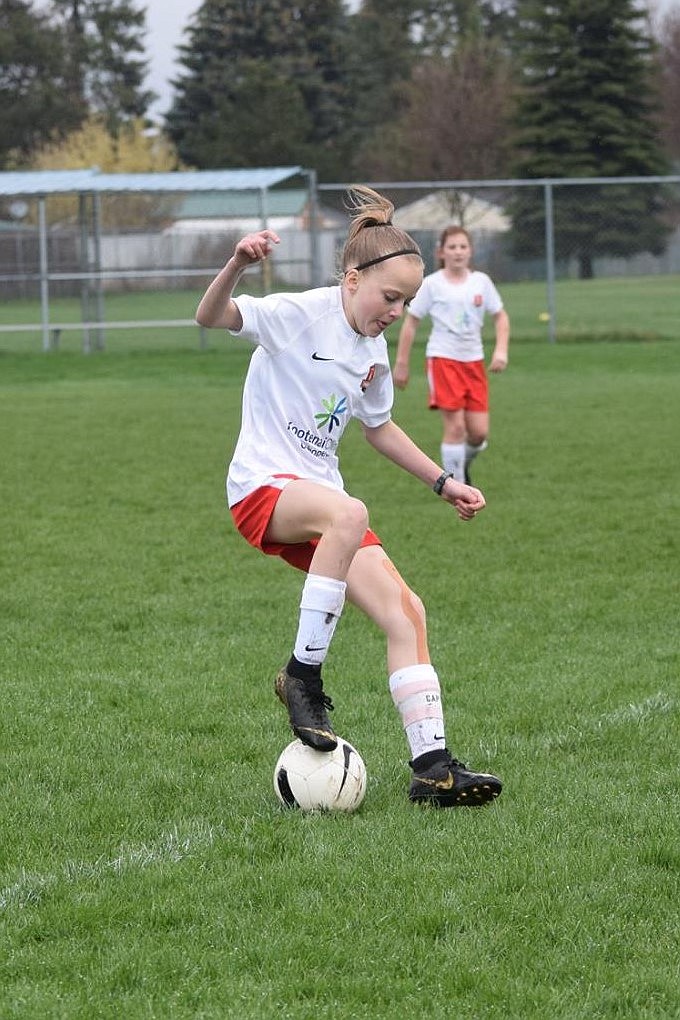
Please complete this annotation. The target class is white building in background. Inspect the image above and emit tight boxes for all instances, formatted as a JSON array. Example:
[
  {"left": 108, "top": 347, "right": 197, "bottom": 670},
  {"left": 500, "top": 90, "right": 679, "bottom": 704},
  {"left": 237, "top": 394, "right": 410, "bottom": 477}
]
[
  {"left": 392, "top": 191, "right": 511, "bottom": 234},
  {"left": 161, "top": 188, "right": 347, "bottom": 285}
]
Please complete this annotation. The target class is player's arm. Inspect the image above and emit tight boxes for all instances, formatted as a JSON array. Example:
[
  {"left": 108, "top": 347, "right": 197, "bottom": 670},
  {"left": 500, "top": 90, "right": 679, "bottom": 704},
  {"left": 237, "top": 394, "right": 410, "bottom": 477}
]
[
  {"left": 392, "top": 313, "right": 420, "bottom": 389},
  {"left": 196, "top": 230, "right": 280, "bottom": 330},
  {"left": 489, "top": 308, "right": 510, "bottom": 373},
  {"left": 362, "top": 419, "right": 484, "bottom": 521}
]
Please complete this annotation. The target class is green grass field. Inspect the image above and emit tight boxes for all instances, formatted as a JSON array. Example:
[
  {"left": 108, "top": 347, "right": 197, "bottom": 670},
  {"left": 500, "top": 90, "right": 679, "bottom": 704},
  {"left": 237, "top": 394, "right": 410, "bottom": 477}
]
[{"left": 1, "top": 305, "right": 679, "bottom": 1016}]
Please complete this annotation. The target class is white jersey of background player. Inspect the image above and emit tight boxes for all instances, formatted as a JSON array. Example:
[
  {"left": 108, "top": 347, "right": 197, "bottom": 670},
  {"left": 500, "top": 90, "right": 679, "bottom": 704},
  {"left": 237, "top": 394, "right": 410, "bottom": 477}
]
[{"left": 409, "top": 266, "right": 504, "bottom": 362}]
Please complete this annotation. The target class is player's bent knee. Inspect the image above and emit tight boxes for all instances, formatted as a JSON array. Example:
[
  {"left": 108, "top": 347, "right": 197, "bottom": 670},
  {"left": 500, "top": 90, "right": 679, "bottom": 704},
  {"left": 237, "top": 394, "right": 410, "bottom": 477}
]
[
  {"left": 386, "top": 586, "right": 426, "bottom": 632},
  {"left": 335, "top": 496, "right": 369, "bottom": 539},
  {"left": 405, "top": 588, "right": 426, "bottom": 627}
]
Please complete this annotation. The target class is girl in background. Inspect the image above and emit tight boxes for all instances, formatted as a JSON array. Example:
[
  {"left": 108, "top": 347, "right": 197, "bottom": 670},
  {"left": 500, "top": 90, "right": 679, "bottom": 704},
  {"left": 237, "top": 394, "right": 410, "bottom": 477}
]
[{"left": 393, "top": 226, "right": 510, "bottom": 484}]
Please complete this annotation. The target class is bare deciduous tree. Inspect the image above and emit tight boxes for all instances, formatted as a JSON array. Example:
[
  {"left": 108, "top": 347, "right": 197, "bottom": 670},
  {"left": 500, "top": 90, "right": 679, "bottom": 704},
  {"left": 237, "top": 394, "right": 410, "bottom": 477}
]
[
  {"left": 359, "top": 39, "right": 515, "bottom": 184},
  {"left": 658, "top": 8, "right": 680, "bottom": 166}
]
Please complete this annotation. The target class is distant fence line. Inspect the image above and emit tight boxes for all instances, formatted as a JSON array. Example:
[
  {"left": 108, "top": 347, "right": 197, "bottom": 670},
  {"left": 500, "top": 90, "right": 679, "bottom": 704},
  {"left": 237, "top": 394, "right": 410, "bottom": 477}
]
[{"left": 1, "top": 174, "right": 679, "bottom": 350}]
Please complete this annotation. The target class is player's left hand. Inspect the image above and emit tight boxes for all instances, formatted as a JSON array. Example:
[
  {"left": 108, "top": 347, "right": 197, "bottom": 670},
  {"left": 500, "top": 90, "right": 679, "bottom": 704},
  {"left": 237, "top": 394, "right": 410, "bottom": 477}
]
[
  {"left": 489, "top": 353, "right": 508, "bottom": 373},
  {"left": 441, "top": 478, "right": 485, "bottom": 521}
]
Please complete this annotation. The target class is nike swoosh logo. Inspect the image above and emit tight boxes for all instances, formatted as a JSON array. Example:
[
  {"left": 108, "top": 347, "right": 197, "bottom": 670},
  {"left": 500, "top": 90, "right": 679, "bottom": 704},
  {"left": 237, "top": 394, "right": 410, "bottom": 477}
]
[
  {"left": 420, "top": 773, "right": 455, "bottom": 791},
  {"left": 312, "top": 353, "right": 334, "bottom": 361},
  {"left": 304, "top": 644, "right": 326, "bottom": 652}
]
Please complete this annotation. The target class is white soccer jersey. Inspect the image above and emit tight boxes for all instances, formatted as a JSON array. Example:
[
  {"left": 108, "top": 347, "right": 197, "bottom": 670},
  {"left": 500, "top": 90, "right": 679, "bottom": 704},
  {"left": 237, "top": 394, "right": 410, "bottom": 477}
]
[
  {"left": 226, "top": 286, "right": 393, "bottom": 507},
  {"left": 408, "top": 269, "right": 504, "bottom": 362}
]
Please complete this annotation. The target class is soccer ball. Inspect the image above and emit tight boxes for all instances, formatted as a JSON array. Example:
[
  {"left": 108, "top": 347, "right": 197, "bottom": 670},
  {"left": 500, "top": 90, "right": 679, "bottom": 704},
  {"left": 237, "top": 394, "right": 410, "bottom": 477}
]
[{"left": 273, "top": 737, "right": 367, "bottom": 812}]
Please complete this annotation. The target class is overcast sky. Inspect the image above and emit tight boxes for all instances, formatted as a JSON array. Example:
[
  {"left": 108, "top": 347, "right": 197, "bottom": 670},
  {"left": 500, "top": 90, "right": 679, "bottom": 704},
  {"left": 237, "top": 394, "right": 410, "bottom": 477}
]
[
  {"left": 144, "top": 0, "right": 202, "bottom": 119},
  {"left": 142, "top": 0, "right": 680, "bottom": 121}
]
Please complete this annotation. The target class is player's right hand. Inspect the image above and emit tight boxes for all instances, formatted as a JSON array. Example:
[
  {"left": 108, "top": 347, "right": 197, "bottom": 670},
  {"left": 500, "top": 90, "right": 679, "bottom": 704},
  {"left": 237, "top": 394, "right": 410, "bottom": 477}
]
[{"left": 234, "top": 230, "right": 280, "bottom": 265}]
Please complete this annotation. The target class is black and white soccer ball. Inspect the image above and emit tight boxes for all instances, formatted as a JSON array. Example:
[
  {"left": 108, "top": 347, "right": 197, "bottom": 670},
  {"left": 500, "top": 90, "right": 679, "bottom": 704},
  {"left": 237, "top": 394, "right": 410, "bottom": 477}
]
[{"left": 273, "top": 737, "right": 367, "bottom": 812}]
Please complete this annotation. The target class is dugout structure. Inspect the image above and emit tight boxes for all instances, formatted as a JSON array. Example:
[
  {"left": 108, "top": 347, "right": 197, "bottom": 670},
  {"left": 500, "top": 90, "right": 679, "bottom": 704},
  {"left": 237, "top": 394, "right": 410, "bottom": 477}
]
[{"left": 0, "top": 165, "right": 319, "bottom": 352}]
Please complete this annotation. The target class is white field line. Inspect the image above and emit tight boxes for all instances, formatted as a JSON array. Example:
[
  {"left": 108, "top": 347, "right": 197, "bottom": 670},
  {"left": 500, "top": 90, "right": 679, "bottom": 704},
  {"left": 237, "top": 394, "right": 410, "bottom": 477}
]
[
  {"left": 2, "top": 694, "right": 674, "bottom": 912},
  {"left": 541, "top": 690, "right": 675, "bottom": 752},
  {"left": 477, "top": 690, "right": 675, "bottom": 760},
  {"left": 1, "top": 819, "right": 218, "bottom": 913}
]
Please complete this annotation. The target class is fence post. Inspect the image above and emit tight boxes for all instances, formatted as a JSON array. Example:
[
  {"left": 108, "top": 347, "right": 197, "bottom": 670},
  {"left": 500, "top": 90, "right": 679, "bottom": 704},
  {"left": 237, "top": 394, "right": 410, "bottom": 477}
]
[
  {"left": 544, "top": 181, "right": 557, "bottom": 343},
  {"left": 38, "top": 196, "right": 50, "bottom": 353},
  {"left": 307, "top": 168, "right": 321, "bottom": 288},
  {"left": 259, "top": 186, "right": 272, "bottom": 294},
  {"left": 79, "top": 194, "right": 92, "bottom": 354},
  {"left": 92, "top": 191, "right": 105, "bottom": 350}
]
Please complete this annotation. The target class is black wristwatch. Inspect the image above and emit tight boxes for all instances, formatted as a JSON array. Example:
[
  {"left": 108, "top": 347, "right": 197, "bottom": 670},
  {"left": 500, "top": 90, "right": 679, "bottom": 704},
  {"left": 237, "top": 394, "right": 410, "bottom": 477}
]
[{"left": 432, "top": 471, "right": 454, "bottom": 496}]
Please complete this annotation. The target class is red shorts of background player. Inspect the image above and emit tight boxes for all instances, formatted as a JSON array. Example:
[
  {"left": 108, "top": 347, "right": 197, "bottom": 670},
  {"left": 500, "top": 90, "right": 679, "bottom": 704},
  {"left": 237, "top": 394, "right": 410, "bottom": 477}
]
[
  {"left": 230, "top": 475, "right": 382, "bottom": 573},
  {"left": 426, "top": 357, "right": 488, "bottom": 413}
]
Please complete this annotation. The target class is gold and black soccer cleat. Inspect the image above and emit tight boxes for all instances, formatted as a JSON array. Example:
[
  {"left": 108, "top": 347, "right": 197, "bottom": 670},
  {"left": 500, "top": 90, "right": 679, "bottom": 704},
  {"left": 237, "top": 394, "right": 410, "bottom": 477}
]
[
  {"left": 274, "top": 668, "right": 338, "bottom": 752},
  {"left": 409, "top": 749, "right": 502, "bottom": 807}
]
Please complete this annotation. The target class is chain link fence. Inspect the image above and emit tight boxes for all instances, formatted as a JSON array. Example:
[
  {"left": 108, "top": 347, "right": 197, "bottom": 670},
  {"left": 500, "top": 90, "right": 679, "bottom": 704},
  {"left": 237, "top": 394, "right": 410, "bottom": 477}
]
[
  {"left": 1, "top": 176, "right": 678, "bottom": 350},
  {"left": 319, "top": 178, "right": 680, "bottom": 343}
]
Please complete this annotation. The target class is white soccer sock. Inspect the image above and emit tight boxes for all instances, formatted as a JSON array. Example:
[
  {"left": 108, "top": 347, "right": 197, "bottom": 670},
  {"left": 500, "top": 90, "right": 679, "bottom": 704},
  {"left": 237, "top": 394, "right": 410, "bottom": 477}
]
[
  {"left": 389, "top": 664, "right": 446, "bottom": 759},
  {"left": 293, "top": 574, "right": 346, "bottom": 667},
  {"left": 441, "top": 442, "right": 466, "bottom": 483},
  {"left": 465, "top": 439, "right": 488, "bottom": 467}
]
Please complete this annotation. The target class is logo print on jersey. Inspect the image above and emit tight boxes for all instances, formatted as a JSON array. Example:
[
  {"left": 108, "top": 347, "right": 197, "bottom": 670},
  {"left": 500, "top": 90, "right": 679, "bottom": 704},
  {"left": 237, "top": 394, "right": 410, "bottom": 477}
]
[
  {"left": 451, "top": 307, "right": 471, "bottom": 330},
  {"left": 314, "top": 394, "right": 347, "bottom": 434},
  {"left": 360, "top": 364, "right": 376, "bottom": 393}
]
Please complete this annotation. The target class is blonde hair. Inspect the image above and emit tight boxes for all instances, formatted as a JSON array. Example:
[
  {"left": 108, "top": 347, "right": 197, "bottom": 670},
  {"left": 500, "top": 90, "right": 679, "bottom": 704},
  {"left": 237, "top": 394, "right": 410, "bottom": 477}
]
[{"left": 341, "top": 185, "right": 422, "bottom": 274}]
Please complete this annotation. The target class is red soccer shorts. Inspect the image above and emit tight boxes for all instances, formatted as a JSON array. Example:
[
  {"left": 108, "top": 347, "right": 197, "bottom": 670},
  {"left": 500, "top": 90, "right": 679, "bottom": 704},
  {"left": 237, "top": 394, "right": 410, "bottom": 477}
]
[
  {"left": 426, "top": 357, "right": 488, "bottom": 413},
  {"left": 230, "top": 476, "right": 382, "bottom": 573}
]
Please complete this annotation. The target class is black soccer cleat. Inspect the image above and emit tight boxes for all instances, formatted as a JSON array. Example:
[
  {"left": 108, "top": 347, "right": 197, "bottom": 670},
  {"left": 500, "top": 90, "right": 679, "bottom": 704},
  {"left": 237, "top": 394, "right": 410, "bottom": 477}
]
[
  {"left": 274, "top": 668, "right": 338, "bottom": 752},
  {"left": 409, "top": 748, "right": 502, "bottom": 807}
]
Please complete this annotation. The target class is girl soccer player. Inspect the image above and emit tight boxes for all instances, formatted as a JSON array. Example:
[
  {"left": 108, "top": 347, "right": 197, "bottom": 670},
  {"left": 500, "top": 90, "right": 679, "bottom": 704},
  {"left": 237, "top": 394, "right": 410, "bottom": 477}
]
[
  {"left": 196, "top": 187, "right": 501, "bottom": 808},
  {"left": 393, "top": 225, "right": 510, "bottom": 485}
]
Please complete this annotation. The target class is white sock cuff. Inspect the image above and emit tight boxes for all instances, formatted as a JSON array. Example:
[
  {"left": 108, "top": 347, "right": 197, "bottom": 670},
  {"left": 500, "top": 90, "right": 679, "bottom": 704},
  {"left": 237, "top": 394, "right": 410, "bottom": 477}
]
[
  {"left": 300, "top": 573, "right": 347, "bottom": 616},
  {"left": 440, "top": 443, "right": 466, "bottom": 480},
  {"left": 441, "top": 442, "right": 465, "bottom": 456},
  {"left": 465, "top": 439, "right": 488, "bottom": 457},
  {"left": 389, "top": 663, "right": 439, "bottom": 696}
]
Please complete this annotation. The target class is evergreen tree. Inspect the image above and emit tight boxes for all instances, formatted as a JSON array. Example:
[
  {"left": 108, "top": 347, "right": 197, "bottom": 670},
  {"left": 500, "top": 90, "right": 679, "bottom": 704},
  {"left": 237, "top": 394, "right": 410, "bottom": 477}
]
[
  {"left": 0, "top": 0, "right": 81, "bottom": 167},
  {"left": 296, "top": 0, "right": 356, "bottom": 179},
  {"left": 165, "top": 0, "right": 353, "bottom": 179},
  {"left": 48, "top": 0, "right": 153, "bottom": 134},
  {"left": 511, "top": 0, "right": 670, "bottom": 278},
  {"left": 416, "top": 0, "right": 516, "bottom": 55},
  {"left": 346, "top": 0, "right": 417, "bottom": 177}
]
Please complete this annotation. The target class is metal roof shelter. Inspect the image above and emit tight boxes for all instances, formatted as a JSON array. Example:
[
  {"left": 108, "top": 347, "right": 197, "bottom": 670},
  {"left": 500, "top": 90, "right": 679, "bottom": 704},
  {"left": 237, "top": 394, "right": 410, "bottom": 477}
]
[
  {"left": 0, "top": 166, "right": 312, "bottom": 351},
  {"left": 0, "top": 166, "right": 303, "bottom": 196},
  {"left": 0, "top": 169, "right": 102, "bottom": 196}
]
